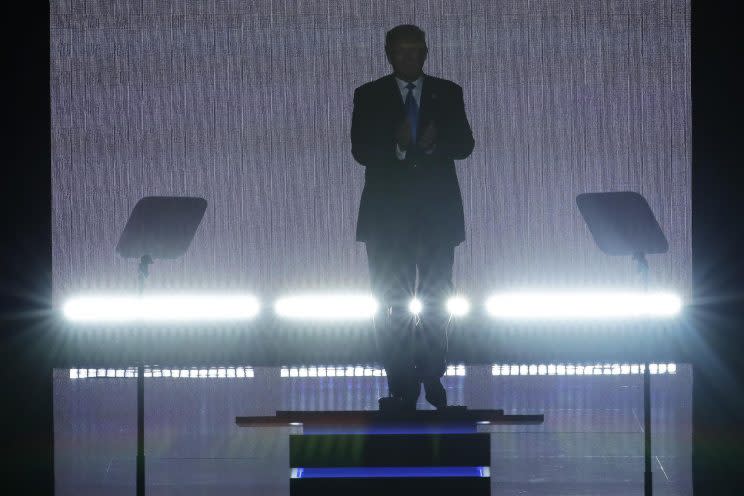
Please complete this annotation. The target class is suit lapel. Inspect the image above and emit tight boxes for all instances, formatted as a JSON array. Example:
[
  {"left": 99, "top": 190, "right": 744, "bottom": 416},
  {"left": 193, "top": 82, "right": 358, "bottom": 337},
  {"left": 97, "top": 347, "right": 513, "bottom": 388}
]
[
  {"left": 418, "top": 74, "right": 435, "bottom": 127},
  {"left": 385, "top": 74, "right": 405, "bottom": 118}
]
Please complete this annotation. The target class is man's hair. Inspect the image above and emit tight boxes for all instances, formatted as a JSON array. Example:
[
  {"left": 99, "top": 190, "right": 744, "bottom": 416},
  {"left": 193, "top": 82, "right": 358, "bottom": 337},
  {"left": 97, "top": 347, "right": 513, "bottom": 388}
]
[{"left": 385, "top": 24, "right": 426, "bottom": 52}]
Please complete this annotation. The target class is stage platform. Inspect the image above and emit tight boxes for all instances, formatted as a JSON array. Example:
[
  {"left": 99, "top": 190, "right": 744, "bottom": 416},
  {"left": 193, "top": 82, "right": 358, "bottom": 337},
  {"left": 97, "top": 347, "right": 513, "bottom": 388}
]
[
  {"left": 52, "top": 364, "right": 692, "bottom": 496},
  {"left": 235, "top": 408, "right": 544, "bottom": 495}
]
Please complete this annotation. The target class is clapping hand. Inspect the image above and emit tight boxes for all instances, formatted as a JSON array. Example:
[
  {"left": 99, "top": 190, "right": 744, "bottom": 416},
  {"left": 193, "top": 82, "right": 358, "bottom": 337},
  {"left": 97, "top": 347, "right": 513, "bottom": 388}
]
[
  {"left": 395, "top": 119, "right": 413, "bottom": 150},
  {"left": 417, "top": 121, "right": 437, "bottom": 152}
]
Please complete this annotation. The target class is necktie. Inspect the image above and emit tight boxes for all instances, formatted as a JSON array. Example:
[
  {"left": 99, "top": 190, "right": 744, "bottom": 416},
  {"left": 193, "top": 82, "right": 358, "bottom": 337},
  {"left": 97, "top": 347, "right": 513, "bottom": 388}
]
[{"left": 404, "top": 82, "right": 419, "bottom": 145}]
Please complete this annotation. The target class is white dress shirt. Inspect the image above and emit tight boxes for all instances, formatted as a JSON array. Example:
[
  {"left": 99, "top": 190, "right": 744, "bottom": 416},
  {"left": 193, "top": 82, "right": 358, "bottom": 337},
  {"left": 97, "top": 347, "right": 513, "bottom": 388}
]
[{"left": 394, "top": 75, "right": 434, "bottom": 160}]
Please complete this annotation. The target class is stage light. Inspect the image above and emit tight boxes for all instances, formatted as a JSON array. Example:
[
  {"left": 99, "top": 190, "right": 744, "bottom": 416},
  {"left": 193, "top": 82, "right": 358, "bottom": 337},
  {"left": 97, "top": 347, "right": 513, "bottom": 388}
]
[
  {"left": 273, "top": 293, "right": 378, "bottom": 320},
  {"left": 278, "top": 365, "right": 392, "bottom": 379},
  {"left": 62, "top": 294, "right": 260, "bottom": 322},
  {"left": 68, "top": 366, "right": 253, "bottom": 379},
  {"left": 490, "top": 363, "right": 677, "bottom": 376},
  {"left": 446, "top": 296, "right": 470, "bottom": 316},
  {"left": 484, "top": 291, "right": 682, "bottom": 319},
  {"left": 409, "top": 297, "right": 422, "bottom": 315}
]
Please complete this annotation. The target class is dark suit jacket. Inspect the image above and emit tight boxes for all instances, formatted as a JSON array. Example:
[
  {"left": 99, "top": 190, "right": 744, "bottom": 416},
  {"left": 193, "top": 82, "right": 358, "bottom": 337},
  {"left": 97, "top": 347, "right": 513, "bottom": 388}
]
[{"left": 351, "top": 73, "right": 474, "bottom": 246}]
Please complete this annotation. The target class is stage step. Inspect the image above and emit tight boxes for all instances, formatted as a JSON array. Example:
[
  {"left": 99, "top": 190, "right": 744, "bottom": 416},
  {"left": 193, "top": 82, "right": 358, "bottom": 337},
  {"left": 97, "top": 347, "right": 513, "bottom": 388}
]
[
  {"left": 236, "top": 408, "right": 543, "bottom": 495},
  {"left": 291, "top": 433, "right": 489, "bottom": 467},
  {"left": 290, "top": 474, "right": 490, "bottom": 496}
]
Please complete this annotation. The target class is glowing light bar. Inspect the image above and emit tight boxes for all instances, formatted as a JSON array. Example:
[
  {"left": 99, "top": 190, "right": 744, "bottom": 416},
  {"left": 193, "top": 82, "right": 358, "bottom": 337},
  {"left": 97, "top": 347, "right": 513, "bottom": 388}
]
[
  {"left": 62, "top": 294, "right": 260, "bottom": 322},
  {"left": 446, "top": 296, "right": 470, "bottom": 316},
  {"left": 485, "top": 291, "right": 682, "bottom": 319},
  {"left": 281, "top": 365, "right": 386, "bottom": 378},
  {"left": 274, "top": 293, "right": 378, "bottom": 320},
  {"left": 291, "top": 466, "right": 490, "bottom": 478},
  {"left": 408, "top": 297, "right": 423, "bottom": 315},
  {"left": 491, "top": 363, "right": 677, "bottom": 376},
  {"left": 69, "top": 366, "right": 255, "bottom": 379},
  {"left": 445, "top": 364, "right": 467, "bottom": 377},
  {"left": 279, "top": 364, "right": 466, "bottom": 378}
]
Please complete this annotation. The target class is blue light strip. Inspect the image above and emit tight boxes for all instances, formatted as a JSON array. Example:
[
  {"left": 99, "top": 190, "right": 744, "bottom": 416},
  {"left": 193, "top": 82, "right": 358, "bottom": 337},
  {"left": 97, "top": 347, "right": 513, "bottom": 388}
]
[
  {"left": 291, "top": 466, "right": 490, "bottom": 478},
  {"left": 300, "top": 424, "right": 479, "bottom": 435}
]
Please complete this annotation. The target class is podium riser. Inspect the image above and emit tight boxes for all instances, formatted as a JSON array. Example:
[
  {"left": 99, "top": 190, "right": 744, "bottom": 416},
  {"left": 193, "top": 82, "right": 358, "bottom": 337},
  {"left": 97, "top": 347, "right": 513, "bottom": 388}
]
[
  {"left": 290, "top": 433, "right": 490, "bottom": 467},
  {"left": 290, "top": 476, "right": 490, "bottom": 495}
]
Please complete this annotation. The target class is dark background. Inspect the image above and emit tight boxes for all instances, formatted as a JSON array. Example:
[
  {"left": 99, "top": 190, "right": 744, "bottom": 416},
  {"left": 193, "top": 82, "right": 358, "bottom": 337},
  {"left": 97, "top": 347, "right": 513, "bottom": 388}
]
[{"left": 3, "top": 1, "right": 741, "bottom": 495}]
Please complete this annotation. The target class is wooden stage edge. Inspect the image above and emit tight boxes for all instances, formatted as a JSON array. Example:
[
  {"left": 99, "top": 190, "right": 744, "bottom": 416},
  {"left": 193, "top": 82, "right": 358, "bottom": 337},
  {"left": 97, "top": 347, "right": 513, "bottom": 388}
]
[{"left": 236, "top": 408, "right": 544, "bottom": 427}]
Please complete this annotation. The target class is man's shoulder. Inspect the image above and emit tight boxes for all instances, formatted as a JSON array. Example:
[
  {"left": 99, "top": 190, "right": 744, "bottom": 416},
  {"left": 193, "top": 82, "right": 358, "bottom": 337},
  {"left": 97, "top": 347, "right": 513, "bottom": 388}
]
[
  {"left": 425, "top": 75, "right": 462, "bottom": 93},
  {"left": 354, "top": 74, "right": 461, "bottom": 94},
  {"left": 354, "top": 75, "right": 393, "bottom": 95}
]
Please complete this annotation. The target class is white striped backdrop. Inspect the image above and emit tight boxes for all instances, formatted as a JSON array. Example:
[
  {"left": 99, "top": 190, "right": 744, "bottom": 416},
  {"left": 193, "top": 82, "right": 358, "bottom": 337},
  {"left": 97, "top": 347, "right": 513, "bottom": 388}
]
[{"left": 50, "top": 1, "right": 691, "bottom": 302}]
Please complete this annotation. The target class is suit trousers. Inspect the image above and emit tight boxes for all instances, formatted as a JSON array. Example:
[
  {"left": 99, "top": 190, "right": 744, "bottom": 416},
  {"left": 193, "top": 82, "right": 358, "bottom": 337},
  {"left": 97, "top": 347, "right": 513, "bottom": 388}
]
[{"left": 365, "top": 228, "right": 455, "bottom": 403}]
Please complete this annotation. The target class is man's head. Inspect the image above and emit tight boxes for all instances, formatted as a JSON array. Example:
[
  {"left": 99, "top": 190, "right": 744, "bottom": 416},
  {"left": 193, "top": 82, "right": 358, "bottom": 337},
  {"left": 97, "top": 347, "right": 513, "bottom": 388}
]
[{"left": 385, "top": 24, "right": 428, "bottom": 81}]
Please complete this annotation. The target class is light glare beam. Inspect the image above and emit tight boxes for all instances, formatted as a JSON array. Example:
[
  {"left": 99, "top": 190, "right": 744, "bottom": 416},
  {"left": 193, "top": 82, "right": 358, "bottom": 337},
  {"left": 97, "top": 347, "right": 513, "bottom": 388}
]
[
  {"left": 408, "top": 298, "right": 423, "bottom": 315},
  {"left": 62, "top": 294, "right": 261, "bottom": 322},
  {"left": 485, "top": 291, "right": 682, "bottom": 319},
  {"left": 446, "top": 296, "right": 471, "bottom": 316}
]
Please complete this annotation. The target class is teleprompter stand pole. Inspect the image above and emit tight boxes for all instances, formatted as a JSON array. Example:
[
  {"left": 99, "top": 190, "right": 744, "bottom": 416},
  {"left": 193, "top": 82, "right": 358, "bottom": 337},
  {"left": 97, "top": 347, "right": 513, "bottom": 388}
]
[
  {"left": 577, "top": 192, "right": 669, "bottom": 496},
  {"left": 116, "top": 196, "right": 208, "bottom": 496},
  {"left": 137, "top": 362, "right": 145, "bottom": 496},
  {"left": 631, "top": 250, "right": 654, "bottom": 494},
  {"left": 136, "top": 255, "right": 149, "bottom": 496},
  {"left": 644, "top": 363, "right": 652, "bottom": 495}
]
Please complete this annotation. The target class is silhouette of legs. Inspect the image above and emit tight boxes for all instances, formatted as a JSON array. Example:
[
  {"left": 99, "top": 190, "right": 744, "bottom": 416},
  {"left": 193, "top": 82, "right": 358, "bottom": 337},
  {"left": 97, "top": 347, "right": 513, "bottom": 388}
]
[
  {"left": 415, "top": 240, "right": 455, "bottom": 409},
  {"left": 366, "top": 237, "right": 419, "bottom": 407},
  {"left": 366, "top": 232, "right": 456, "bottom": 409}
]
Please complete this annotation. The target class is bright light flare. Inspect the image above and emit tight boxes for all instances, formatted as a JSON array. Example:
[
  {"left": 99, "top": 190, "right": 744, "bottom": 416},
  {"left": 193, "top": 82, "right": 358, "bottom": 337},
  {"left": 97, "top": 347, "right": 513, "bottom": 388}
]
[
  {"left": 62, "top": 294, "right": 261, "bottom": 322},
  {"left": 485, "top": 291, "right": 682, "bottom": 319},
  {"left": 408, "top": 297, "right": 422, "bottom": 315},
  {"left": 446, "top": 296, "right": 470, "bottom": 316},
  {"left": 274, "top": 293, "right": 378, "bottom": 320}
]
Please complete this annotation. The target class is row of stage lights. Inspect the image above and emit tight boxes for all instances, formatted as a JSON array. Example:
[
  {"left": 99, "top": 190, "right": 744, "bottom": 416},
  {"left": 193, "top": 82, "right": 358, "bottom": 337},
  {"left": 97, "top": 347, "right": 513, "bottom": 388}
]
[
  {"left": 62, "top": 291, "right": 683, "bottom": 322},
  {"left": 68, "top": 363, "right": 677, "bottom": 380}
]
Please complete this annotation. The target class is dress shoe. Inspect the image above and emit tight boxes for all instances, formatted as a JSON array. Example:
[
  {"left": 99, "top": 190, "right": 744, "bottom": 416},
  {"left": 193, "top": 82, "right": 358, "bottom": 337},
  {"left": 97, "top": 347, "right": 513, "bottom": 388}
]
[
  {"left": 423, "top": 378, "right": 447, "bottom": 410},
  {"left": 378, "top": 396, "right": 416, "bottom": 412}
]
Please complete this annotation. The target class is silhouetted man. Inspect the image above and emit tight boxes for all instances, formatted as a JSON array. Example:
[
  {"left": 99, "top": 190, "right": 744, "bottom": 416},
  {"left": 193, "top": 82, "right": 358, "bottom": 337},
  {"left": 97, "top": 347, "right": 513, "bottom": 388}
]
[{"left": 351, "top": 25, "right": 474, "bottom": 410}]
